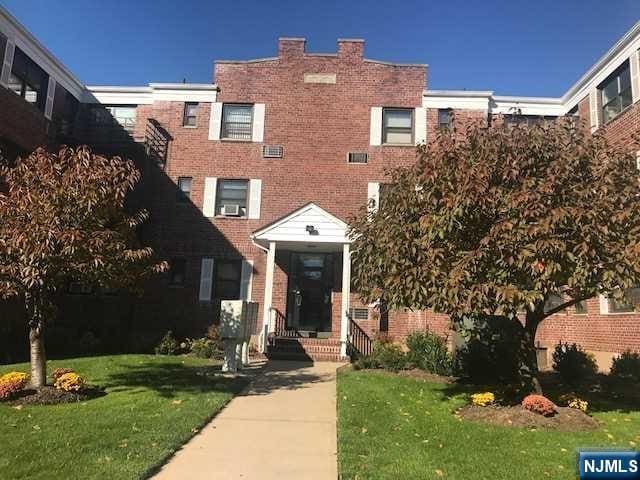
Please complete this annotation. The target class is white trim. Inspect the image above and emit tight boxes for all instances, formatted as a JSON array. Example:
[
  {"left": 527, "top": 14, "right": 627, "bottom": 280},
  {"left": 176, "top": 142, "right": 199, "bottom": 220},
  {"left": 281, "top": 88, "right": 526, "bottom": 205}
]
[
  {"left": 252, "top": 103, "right": 265, "bottom": 142},
  {"left": 262, "top": 241, "right": 276, "bottom": 351},
  {"left": 0, "top": 6, "right": 85, "bottom": 99},
  {"left": 367, "top": 182, "right": 380, "bottom": 213},
  {"left": 599, "top": 294, "right": 609, "bottom": 314},
  {"left": 239, "top": 259, "right": 254, "bottom": 301},
  {"left": 251, "top": 202, "right": 350, "bottom": 248},
  {"left": 209, "top": 102, "right": 222, "bottom": 141},
  {"left": 203, "top": 177, "right": 217, "bottom": 217},
  {"left": 423, "top": 90, "right": 491, "bottom": 111},
  {"left": 589, "top": 89, "right": 600, "bottom": 132},
  {"left": 85, "top": 84, "right": 218, "bottom": 105},
  {"left": 630, "top": 50, "right": 640, "bottom": 103},
  {"left": 340, "top": 243, "right": 351, "bottom": 358},
  {"left": 198, "top": 258, "right": 215, "bottom": 302},
  {"left": 370, "top": 107, "right": 382, "bottom": 146},
  {"left": 0, "top": 38, "right": 14, "bottom": 87},
  {"left": 248, "top": 179, "right": 262, "bottom": 219},
  {"left": 414, "top": 106, "right": 426, "bottom": 145},
  {"left": 44, "top": 76, "right": 56, "bottom": 119},
  {"left": 491, "top": 96, "right": 566, "bottom": 116}
]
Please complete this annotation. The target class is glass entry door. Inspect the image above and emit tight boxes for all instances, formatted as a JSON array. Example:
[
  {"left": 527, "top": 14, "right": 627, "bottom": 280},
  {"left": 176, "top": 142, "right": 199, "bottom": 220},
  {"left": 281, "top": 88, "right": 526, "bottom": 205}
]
[{"left": 287, "top": 253, "right": 334, "bottom": 332}]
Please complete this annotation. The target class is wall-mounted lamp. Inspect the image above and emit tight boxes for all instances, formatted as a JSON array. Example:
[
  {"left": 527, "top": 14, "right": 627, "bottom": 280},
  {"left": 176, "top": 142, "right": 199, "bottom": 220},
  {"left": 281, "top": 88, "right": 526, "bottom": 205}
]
[{"left": 306, "top": 225, "right": 319, "bottom": 235}]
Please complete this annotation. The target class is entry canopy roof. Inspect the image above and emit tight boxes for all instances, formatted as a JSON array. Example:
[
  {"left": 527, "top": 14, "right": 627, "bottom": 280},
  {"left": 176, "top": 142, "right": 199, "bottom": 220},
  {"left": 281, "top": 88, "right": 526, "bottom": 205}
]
[{"left": 250, "top": 203, "right": 351, "bottom": 251}]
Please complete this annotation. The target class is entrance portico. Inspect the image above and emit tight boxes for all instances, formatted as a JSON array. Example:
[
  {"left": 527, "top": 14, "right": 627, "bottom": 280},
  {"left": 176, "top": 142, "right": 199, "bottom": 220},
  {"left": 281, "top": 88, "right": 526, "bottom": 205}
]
[{"left": 250, "top": 203, "right": 352, "bottom": 357}]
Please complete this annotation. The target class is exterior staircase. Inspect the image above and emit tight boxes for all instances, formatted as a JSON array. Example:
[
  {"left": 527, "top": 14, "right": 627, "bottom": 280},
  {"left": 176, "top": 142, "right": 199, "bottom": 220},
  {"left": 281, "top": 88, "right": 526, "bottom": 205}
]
[{"left": 266, "top": 337, "right": 343, "bottom": 362}]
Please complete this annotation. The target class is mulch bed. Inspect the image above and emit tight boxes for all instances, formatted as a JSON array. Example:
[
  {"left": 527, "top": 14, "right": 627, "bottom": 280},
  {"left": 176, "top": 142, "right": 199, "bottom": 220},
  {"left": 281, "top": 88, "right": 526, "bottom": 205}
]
[
  {"left": 5, "top": 386, "right": 106, "bottom": 406},
  {"left": 397, "top": 369, "right": 454, "bottom": 384},
  {"left": 457, "top": 404, "right": 600, "bottom": 431}
]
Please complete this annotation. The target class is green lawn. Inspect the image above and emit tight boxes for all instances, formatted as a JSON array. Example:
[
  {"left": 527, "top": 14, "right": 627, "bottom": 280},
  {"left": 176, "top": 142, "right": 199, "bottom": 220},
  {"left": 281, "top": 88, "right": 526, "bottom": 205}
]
[
  {"left": 0, "top": 355, "right": 247, "bottom": 480},
  {"left": 338, "top": 370, "right": 640, "bottom": 480}
]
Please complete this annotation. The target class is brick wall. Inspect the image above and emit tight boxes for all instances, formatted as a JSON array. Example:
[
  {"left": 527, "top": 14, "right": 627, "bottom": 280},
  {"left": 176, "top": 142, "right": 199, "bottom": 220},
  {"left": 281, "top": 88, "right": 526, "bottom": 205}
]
[{"left": 0, "top": 86, "right": 49, "bottom": 158}]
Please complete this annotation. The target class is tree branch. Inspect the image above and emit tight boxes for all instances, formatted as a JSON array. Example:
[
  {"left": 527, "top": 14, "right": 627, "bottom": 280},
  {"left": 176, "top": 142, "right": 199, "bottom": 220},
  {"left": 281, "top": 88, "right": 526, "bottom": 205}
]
[{"left": 544, "top": 295, "right": 592, "bottom": 318}]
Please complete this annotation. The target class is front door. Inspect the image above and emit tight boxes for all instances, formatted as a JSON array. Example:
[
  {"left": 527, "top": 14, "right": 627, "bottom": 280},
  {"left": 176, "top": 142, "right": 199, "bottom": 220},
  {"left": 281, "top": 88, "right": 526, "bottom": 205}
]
[{"left": 287, "top": 253, "right": 333, "bottom": 333}]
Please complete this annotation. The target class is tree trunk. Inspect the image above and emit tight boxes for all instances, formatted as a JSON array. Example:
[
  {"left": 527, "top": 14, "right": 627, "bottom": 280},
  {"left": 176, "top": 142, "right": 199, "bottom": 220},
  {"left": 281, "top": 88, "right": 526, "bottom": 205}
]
[
  {"left": 29, "top": 325, "right": 46, "bottom": 388},
  {"left": 523, "top": 310, "right": 543, "bottom": 394},
  {"left": 25, "top": 292, "right": 47, "bottom": 388}
]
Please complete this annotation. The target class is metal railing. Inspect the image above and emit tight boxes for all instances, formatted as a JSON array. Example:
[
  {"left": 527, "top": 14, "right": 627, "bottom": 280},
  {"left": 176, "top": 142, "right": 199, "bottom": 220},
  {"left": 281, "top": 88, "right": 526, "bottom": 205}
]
[
  {"left": 145, "top": 118, "right": 172, "bottom": 167},
  {"left": 346, "top": 312, "right": 373, "bottom": 360},
  {"left": 270, "top": 307, "right": 300, "bottom": 339}
]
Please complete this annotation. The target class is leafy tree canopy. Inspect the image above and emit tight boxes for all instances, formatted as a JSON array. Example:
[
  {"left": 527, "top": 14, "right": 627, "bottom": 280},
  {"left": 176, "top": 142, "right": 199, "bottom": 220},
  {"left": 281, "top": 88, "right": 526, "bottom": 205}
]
[
  {"left": 0, "top": 146, "right": 166, "bottom": 386},
  {"left": 351, "top": 120, "right": 640, "bottom": 328}
]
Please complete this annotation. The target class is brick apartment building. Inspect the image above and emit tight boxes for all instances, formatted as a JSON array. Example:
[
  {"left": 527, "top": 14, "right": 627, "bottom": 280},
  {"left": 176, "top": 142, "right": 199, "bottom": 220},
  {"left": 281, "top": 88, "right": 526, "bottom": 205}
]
[{"left": 0, "top": 5, "right": 639, "bottom": 367}]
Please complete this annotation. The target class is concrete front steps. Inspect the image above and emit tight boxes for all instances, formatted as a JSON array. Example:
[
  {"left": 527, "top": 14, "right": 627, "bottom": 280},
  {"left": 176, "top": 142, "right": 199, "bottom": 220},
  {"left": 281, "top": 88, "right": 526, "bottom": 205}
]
[{"left": 266, "top": 337, "right": 343, "bottom": 362}]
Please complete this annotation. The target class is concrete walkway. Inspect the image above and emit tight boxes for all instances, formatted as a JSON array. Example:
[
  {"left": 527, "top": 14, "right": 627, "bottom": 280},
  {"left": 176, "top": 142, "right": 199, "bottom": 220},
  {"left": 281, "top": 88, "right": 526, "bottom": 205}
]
[{"left": 153, "top": 361, "right": 342, "bottom": 480}]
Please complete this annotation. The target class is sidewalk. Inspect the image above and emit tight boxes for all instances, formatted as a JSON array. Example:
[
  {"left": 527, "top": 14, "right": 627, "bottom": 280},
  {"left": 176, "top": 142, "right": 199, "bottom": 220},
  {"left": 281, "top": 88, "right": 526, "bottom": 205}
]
[{"left": 152, "top": 360, "right": 342, "bottom": 480}]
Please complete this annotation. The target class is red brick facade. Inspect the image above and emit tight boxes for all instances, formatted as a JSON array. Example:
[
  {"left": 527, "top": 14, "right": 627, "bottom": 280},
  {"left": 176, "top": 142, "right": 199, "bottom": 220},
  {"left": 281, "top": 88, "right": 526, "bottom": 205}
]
[{"left": 1, "top": 15, "right": 640, "bottom": 365}]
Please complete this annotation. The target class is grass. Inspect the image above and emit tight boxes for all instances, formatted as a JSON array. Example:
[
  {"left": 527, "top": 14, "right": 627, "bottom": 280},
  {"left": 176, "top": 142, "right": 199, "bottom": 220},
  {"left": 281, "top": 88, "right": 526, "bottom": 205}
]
[
  {"left": 338, "top": 370, "right": 640, "bottom": 480},
  {"left": 0, "top": 354, "right": 248, "bottom": 480}
]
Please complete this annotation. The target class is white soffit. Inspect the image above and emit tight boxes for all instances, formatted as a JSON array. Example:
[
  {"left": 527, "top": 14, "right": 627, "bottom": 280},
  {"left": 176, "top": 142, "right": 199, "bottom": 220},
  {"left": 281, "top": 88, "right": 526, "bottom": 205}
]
[
  {"left": 491, "top": 96, "right": 567, "bottom": 116},
  {"left": 84, "top": 83, "right": 218, "bottom": 105},
  {"left": 423, "top": 90, "right": 492, "bottom": 110}
]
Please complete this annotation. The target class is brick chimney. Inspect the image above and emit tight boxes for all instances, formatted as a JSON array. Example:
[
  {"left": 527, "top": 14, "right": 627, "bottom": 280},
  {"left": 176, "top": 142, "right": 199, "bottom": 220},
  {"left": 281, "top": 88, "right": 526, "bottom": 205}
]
[
  {"left": 278, "top": 37, "right": 306, "bottom": 59},
  {"left": 337, "top": 38, "right": 364, "bottom": 60}
]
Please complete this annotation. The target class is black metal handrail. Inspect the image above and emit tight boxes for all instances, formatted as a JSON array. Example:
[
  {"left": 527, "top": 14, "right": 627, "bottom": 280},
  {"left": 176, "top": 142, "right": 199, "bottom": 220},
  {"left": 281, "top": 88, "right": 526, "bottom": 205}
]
[
  {"left": 347, "top": 312, "right": 373, "bottom": 359},
  {"left": 270, "top": 307, "right": 301, "bottom": 338}
]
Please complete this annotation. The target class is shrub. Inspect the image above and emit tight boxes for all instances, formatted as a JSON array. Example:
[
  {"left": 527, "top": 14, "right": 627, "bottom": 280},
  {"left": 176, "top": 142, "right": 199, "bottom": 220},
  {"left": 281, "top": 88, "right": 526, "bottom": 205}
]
[
  {"left": 206, "top": 324, "right": 223, "bottom": 348},
  {"left": 54, "top": 372, "right": 85, "bottom": 392},
  {"left": 372, "top": 339, "right": 407, "bottom": 372},
  {"left": 610, "top": 350, "right": 640, "bottom": 382},
  {"left": 190, "top": 337, "right": 220, "bottom": 359},
  {"left": 0, "top": 372, "right": 28, "bottom": 400},
  {"left": 471, "top": 392, "right": 495, "bottom": 406},
  {"left": 406, "top": 331, "right": 452, "bottom": 375},
  {"left": 454, "top": 314, "right": 531, "bottom": 388},
  {"left": 567, "top": 397, "right": 589, "bottom": 412},
  {"left": 521, "top": 394, "right": 557, "bottom": 417},
  {"left": 552, "top": 342, "right": 598, "bottom": 385},
  {"left": 155, "top": 331, "right": 179, "bottom": 355},
  {"left": 51, "top": 368, "right": 74, "bottom": 381}
]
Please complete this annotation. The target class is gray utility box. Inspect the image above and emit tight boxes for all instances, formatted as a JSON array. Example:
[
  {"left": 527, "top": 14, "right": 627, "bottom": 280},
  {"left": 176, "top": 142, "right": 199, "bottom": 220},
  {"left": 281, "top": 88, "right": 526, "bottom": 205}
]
[{"left": 220, "top": 300, "right": 258, "bottom": 372}]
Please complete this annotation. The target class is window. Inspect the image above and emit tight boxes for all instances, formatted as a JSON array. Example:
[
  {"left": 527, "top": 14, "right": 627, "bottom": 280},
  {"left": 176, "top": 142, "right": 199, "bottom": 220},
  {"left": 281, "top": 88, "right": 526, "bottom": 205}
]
[
  {"left": 349, "top": 308, "right": 369, "bottom": 320},
  {"left": 601, "top": 63, "right": 632, "bottom": 123},
  {"left": 177, "top": 177, "right": 192, "bottom": 203},
  {"left": 215, "top": 179, "right": 248, "bottom": 216},
  {"left": 609, "top": 297, "right": 635, "bottom": 313},
  {"left": 108, "top": 106, "right": 136, "bottom": 132},
  {"left": 438, "top": 108, "right": 452, "bottom": 130},
  {"left": 544, "top": 294, "right": 566, "bottom": 314},
  {"left": 382, "top": 108, "right": 413, "bottom": 144},
  {"left": 169, "top": 258, "right": 186, "bottom": 286},
  {"left": 221, "top": 104, "right": 253, "bottom": 140},
  {"left": 183, "top": 102, "right": 198, "bottom": 126},
  {"left": 574, "top": 301, "right": 588, "bottom": 315},
  {"left": 215, "top": 260, "right": 242, "bottom": 299},
  {"left": 90, "top": 106, "right": 136, "bottom": 132},
  {"left": 8, "top": 47, "right": 49, "bottom": 112}
]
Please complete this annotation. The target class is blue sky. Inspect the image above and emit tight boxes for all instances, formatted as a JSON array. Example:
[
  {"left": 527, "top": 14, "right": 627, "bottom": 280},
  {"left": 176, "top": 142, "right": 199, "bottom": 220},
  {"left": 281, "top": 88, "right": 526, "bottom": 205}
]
[{"left": 3, "top": 0, "right": 640, "bottom": 96}]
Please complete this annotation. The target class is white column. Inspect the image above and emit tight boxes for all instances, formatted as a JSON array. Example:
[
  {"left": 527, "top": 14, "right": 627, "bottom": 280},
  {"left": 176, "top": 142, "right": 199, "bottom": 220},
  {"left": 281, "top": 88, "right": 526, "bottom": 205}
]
[
  {"left": 261, "top": 241, "right": 276, "bottom": 352},
  {"left": 340, "top": 243, "right": 351, "bottom": 358}
]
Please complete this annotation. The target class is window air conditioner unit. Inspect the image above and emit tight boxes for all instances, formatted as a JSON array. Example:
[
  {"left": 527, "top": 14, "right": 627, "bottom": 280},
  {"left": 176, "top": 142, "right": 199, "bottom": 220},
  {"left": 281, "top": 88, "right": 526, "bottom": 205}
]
[{"left": 221, "top": 204, "right": 241, "bottom": 216}]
